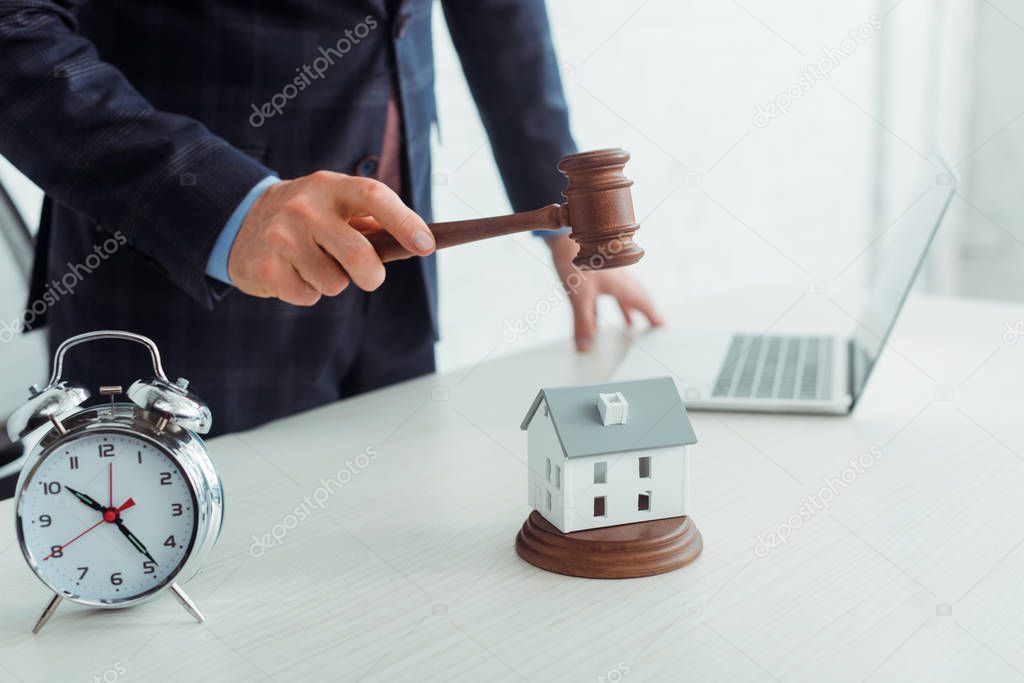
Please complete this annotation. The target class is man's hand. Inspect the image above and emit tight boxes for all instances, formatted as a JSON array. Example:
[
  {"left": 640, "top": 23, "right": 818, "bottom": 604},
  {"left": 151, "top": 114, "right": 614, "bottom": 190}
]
[
  {"left": 228, "top": 171, "right": 436, "bottom": 305},
  {"left": 547, "top": 233, "right": 663, "bottom": 351}
]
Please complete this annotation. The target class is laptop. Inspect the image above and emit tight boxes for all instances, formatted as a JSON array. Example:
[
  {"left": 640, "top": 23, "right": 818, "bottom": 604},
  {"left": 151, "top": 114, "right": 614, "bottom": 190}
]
[{"left": 612, "top": 164, "right": 955, "bottom": 414}]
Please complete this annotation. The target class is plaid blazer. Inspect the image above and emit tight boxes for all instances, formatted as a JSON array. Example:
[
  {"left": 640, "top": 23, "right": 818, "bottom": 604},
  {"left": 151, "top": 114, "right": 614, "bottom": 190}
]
[{"left": 0, "top": 0, "right": 575, "bottom": 433}]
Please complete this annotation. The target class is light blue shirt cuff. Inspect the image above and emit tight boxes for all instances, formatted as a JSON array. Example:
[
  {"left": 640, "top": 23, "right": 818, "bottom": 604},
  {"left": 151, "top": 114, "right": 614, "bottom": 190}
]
[
  {"left": 206, "top": 175, "right": 281, "bottom": 285},
  {"left": 533, "top": 227, "right": 571, "bottom": 239}
]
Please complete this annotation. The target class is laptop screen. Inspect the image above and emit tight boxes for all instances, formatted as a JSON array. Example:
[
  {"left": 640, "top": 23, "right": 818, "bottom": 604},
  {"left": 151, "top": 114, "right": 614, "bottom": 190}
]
[{"left": 848, "top": 167, "right": 955, "bottom": 406}]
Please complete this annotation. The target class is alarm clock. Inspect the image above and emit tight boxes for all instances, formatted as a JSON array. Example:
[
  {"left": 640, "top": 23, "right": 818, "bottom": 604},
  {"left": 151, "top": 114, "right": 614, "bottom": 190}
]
[{"left": 8, "top": 330, "right": 224, "bottom": 634}]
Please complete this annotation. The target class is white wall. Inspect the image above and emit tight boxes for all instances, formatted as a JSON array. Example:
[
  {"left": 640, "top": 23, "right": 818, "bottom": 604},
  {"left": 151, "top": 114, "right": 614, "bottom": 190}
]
[
  {"left": 873, "top": 0, "right": 1024, "bottom": 301},
  {"left": 935, "top": 0, "right": 1024, "bottom": 299},
  {"left": 431, "top": 0, "right": 881, "bottom": 370}
]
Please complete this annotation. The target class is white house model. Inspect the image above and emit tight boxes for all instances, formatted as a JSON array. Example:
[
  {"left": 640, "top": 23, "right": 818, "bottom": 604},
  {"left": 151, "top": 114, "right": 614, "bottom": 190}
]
[{"left": 520, "top": 377, "right": 697, "bottom": 534}]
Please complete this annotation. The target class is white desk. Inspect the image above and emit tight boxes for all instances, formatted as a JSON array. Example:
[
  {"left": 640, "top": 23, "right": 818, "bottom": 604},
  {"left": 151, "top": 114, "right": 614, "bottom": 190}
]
[{"left": 1, "top": 289, "right": 1023, "bottom": 683}]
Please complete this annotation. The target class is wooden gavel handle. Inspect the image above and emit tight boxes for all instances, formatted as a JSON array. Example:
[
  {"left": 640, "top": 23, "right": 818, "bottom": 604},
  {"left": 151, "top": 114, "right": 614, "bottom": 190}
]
[{"left": 360, "top": 203, "right": 570, "bottom": 263}]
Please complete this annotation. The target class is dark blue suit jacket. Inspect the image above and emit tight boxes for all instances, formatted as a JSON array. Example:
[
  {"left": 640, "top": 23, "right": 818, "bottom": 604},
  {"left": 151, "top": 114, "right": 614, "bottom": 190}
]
[{"left": 0, "top": 0, "right": 575, "bottom": 433}]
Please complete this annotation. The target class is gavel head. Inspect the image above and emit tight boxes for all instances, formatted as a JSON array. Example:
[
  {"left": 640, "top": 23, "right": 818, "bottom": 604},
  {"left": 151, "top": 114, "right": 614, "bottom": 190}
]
[{"left": 558, "top": 148, "right": 644, "bottom": 270}]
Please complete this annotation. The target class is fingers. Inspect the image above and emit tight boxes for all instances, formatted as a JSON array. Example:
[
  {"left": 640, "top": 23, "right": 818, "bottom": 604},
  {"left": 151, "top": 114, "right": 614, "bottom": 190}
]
[
  {"left": 291, "top": 245, "right": 351, "bottom": 297},
  {"left": 634, "top": 296, "right": 665, "bottom": 327},
  {"left": 605, "top": 276, "right": 664, "bottom": 328},
  {"left": 260, "top": 204, "right": 380, "bottom": 293},
  {"left": 230, "top": 171, "right": 435, "bottom": 306},
  {"left": 565, "top": 272, "right": 664, "bottom": 352},
  {"left": 334, "top": 175, "right": 435, "bottom": 256},
  {"left": 571, "top": 291, "right": 598, "bottom": 352},
  {"left": 261, "top": 216, "right": 353, "bottom": 296},
  {"left": 248, "top": 254, "right": 321, "bottom": 306},
  {"left": 618, "top": 300, "right": 634, "bottom": 327},
  {"left": 314, "top": 223, "right": 386, "bottom": 291},
  {"left": 617, "top": 290, "right": 664, "bottom": 327},
  {"left": 347, "top": 216, "right": 381, "bottom": 233},
  {"left": 282, "top": 267, "right": 323, "bottom": 307},
  {"left": 624, "top": 285, "right": 665, "bottom": 327}
]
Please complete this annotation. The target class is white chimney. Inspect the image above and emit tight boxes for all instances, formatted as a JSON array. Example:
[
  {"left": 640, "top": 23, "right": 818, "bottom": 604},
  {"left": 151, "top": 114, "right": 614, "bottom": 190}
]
[{"left": 598, "top": 392, "right": 629, "bottom": 426}]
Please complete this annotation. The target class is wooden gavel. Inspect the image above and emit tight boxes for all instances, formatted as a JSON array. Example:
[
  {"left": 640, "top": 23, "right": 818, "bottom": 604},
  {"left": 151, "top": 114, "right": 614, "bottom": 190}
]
[{"left": 363, "top": 148, "right": 644, "bottom": 270}]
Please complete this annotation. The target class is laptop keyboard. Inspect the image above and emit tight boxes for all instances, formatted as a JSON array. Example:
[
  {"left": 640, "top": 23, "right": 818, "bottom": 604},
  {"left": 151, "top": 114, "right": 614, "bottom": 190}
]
[{"left": 712, "top": 335, "right": 835, "bottom": 401}]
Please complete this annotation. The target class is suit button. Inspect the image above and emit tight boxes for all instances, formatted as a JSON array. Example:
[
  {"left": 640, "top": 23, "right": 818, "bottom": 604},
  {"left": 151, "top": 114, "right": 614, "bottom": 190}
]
[
  {"left": 354, "top": 155, "right": 380, "bottom": 177},
  {"left": 393, "top": 13, "right": 410, "bottom": 39}
]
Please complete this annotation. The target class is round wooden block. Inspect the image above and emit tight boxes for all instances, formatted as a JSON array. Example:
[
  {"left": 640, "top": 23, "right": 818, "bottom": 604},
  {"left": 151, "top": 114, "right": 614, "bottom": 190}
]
[{"left": 515, "top": 511, "right": 703, "bottom": 579}]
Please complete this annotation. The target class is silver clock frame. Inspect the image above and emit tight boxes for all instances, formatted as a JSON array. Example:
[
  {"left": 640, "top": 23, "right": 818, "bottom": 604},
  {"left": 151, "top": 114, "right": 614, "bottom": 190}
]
[
  {"left": 8, "top": 330, "right": 224, "bottom": 634},
  {"left": 16, "top": 405, "right": 224, "bottom": 601}
]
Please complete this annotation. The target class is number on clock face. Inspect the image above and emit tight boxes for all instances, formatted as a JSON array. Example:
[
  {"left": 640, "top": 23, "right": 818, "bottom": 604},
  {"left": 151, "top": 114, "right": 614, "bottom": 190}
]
[{"left": 18, "top": 432, "right": 197, "bottom": 603}]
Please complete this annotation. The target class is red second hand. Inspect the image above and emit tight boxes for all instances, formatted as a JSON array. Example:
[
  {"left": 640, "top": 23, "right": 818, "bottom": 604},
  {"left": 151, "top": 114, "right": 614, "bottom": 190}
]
[
  {"left": 43, "top": 519, "right": 104, "bottom": 561},
  {"left": 45, "top": 471, "right": 138, "bottom": 559}
]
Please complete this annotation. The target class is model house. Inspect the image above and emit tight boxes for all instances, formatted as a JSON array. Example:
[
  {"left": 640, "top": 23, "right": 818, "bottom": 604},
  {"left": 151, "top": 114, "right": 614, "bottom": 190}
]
[{"left": 520, "top": 377, "right": 697, "bottom": 534}]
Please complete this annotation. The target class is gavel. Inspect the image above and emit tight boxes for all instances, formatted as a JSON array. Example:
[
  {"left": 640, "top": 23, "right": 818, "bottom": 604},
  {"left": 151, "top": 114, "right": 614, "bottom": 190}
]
[{"left": 362, "top": 148, "right": 644, "bottom": 270}]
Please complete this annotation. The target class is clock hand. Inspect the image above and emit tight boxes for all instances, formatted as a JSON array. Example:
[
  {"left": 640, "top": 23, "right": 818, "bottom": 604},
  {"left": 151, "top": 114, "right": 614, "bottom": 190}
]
[
  {"left": 42, "top": 518, "right": 105, "bottom": 560},
  {"left": 43, "top": 496, "right": 142, "bottom": 562},
  {"left": 64, "top": 486, "right": 104, "bottom": 513},
  {"left": 114, "top": 519, "right": 158, "bottom": 565},
  {"left": 101, "top": 497, "right": 135, "bottom": 523},
  {"left": 109, "top": 497, "right": 153, "bottom": 563}
]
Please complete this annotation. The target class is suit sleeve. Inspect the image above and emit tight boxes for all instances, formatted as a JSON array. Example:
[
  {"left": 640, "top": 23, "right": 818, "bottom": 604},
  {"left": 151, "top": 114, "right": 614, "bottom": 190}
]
[
  {"left": 441, "top": 0, "right": 577, "bottom": 215},
  {"left": 0, "top": 1, "right": 275, "bottom": 308}
]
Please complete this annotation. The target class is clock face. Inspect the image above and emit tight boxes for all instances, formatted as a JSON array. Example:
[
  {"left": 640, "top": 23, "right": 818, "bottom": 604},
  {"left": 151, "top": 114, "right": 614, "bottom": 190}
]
[{"left": 18, "top": 431, "right": 198, "bottom": 604}]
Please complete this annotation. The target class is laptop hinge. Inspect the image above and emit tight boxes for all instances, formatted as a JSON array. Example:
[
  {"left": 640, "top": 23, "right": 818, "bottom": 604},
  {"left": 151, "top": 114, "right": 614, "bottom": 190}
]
[{"left": 846, "top": 338, "right": 857, "bottom": 409}]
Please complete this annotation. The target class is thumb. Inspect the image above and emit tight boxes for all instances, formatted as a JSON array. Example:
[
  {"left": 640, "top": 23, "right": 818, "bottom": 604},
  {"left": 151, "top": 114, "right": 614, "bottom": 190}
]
[{"left": 571, "top": 291, "right": 597, "bottom": 352}]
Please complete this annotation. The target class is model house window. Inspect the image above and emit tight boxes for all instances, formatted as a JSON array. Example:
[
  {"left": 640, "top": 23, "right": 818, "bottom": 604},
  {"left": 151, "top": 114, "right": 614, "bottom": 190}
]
[
  {"left": 638, "top": 491, "right": 651, "bottom": 511},
  {"left": 555, "top": 466, "right": 561, "bottom": 489},
  {"left": 594, "top": 461, "right": 607, "bottom": 484},
  {"left": 639, "top": 456, "right": 651, "bottom": 478},
  {"left": 545, "top": 458, "right": 551, "bottom": 482},
  {"left": 594, "top": 496, "right": 606, "bottom": 517},
  {"left": 546, "top": 490, "right": 552, "bottom": 511}
]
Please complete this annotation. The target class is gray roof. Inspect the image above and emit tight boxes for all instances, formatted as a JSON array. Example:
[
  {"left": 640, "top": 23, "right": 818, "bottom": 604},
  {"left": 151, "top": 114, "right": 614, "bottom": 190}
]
[{"left": 520, "top": 377, "right": 697, "bottom": 458}]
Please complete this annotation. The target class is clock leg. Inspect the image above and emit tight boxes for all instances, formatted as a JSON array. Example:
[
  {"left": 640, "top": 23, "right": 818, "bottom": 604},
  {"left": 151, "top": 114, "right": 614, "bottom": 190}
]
[
  {"left": 32, "top": 594, "right": 62, "bottom": 635},
  {"left": 169, "top": 582, "right": 205, "bottom": 624}
]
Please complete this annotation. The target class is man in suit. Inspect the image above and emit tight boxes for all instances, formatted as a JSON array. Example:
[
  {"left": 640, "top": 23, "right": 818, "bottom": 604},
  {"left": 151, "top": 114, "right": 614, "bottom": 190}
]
[{"left": 0, "top": 0, "right": 660, "bottom": 436}]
